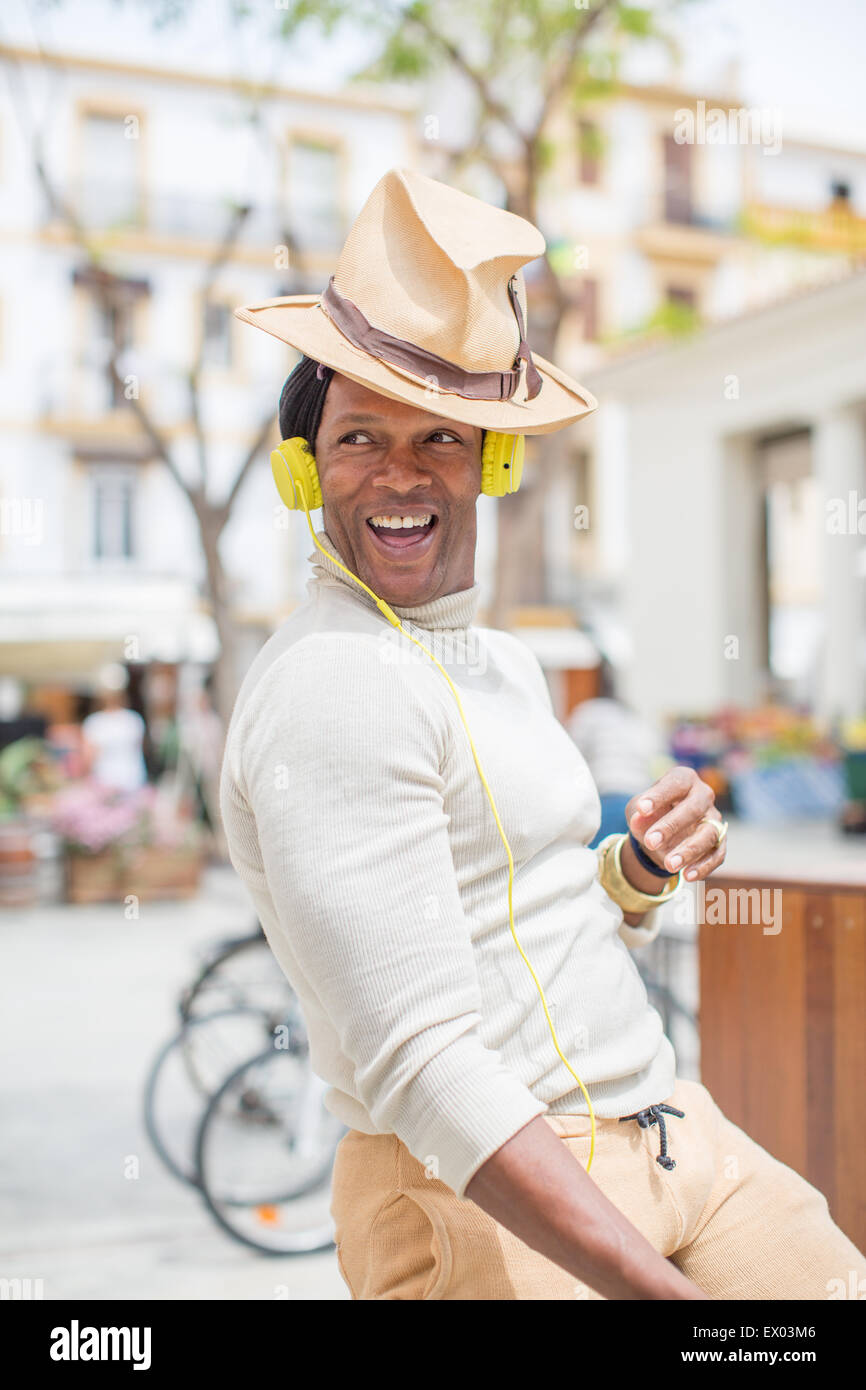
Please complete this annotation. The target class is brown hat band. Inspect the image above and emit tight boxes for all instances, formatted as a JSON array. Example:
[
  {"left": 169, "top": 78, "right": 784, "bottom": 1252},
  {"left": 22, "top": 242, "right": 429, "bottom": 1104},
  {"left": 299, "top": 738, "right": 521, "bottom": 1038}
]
[{"left": 319, "top": 275, "right": 543, "bottom": 403}]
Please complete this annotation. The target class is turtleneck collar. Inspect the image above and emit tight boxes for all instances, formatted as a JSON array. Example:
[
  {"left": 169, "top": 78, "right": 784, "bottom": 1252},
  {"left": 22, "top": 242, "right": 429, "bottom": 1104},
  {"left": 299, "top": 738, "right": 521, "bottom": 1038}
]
[{"left": 306, "top": 527, "right": 482, "bottom": 631}]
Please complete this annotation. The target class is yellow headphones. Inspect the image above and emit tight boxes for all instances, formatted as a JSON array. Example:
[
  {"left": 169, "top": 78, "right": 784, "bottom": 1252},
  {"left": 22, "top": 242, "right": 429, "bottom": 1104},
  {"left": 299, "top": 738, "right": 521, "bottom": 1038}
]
[
  {"left": 270, "top": 432, "right": 596, "bottom": 1172},
  {"left": 270, "top": 430, "right": 526, "bottom": 512}
]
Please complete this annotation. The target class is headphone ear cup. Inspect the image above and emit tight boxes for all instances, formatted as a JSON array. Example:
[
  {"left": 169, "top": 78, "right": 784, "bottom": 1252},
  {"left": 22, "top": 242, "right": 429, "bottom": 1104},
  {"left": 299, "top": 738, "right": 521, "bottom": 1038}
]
[
  {"left": 270, "top": 437, "right": 323, "bottom": 512},
  {"left": 481, "top": 432, "right": 525, "bottom": 497}
]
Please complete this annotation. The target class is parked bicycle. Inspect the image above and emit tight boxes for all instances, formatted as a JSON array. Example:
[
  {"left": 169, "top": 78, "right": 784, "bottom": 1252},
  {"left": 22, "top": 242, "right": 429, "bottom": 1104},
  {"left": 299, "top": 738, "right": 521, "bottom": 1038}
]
[{"left": 143, "top": 921, "right": 345, "bottom": 1255}]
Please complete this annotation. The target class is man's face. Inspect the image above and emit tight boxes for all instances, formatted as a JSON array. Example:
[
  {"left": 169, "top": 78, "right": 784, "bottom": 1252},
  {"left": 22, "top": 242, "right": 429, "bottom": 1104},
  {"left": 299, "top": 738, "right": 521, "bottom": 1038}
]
[{"left": 314, "top": 373, "right": 484, "bottom": 608}]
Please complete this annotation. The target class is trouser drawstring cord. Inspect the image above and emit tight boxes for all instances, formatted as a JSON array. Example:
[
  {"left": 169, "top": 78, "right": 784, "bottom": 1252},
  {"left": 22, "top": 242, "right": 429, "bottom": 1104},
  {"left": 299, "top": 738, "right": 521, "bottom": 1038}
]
[{"left": 619, "top": 1103, "right": 686, "bottom": 1170}]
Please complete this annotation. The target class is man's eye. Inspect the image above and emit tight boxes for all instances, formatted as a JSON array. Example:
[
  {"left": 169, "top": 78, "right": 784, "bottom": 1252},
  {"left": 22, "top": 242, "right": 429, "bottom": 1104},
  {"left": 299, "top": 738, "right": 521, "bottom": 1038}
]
[{"left": 338, "top": 430, "right": 462, "bottom": 445}]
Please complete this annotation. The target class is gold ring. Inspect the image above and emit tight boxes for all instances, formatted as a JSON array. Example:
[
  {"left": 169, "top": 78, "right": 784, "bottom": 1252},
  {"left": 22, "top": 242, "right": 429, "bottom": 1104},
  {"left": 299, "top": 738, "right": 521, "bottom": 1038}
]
[{"left": 700, "top": 815, "right": 728, "bottom": 848}]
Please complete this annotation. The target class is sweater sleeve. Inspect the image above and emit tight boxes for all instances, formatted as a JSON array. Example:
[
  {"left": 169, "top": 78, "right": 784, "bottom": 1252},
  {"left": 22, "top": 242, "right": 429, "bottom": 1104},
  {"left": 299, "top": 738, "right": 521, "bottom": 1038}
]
[
  {"left": 617, "top": 905, "right": 664, "bottom": 948},
  {"left": 236, "top": 633, "right": 549, "bottom": 1199},
  {"left": 616, "top": 877, "right": 700, "bottom": 948}
]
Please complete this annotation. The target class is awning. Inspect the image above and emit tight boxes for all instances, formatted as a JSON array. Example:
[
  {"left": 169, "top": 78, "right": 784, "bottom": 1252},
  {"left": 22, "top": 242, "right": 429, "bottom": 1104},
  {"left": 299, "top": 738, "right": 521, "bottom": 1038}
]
[
  {"left": 0, "top": 575, "right": 219, "bottom": 681},
  {"left": 508, "top": 626, "right": 600, "bottom": 670}
]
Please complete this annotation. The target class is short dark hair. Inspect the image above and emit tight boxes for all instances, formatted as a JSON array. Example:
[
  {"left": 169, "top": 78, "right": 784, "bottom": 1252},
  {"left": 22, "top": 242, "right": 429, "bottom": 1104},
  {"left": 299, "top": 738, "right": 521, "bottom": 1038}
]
[
  {"left": 277, "top": 355, "right": 487, "bottom": 456},
  {"left": 278, "top": 355, "right": 334, "bottom": 453}
]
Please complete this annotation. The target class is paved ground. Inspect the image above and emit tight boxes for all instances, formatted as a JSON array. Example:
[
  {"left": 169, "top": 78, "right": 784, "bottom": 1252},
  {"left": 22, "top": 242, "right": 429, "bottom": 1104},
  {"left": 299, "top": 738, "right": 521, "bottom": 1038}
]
[{"left": 0, "top": 865, "right": 349, "bottom": 1300}]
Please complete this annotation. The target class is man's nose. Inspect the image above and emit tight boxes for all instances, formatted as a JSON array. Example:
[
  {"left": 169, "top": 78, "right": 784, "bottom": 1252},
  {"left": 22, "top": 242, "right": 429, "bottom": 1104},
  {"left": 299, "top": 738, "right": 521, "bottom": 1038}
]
[{"left": 371, "top": 449, "right": 434, "bottom": 491}]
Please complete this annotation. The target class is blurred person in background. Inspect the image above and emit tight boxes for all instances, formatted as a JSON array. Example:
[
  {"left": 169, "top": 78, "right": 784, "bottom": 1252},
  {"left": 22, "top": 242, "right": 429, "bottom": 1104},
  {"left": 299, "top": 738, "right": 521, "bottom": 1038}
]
[
  {"left": 175, "top": 678, "right": 227, "bottom": 857},
  {"left": 567, "top": 657, "right": 667, "bottom": 849},
  {"left": 80, "top": 676, "right": 148, "bottom": 794},
  {"left": 177, "top": 681, "right": 224, "bottom": 831}
]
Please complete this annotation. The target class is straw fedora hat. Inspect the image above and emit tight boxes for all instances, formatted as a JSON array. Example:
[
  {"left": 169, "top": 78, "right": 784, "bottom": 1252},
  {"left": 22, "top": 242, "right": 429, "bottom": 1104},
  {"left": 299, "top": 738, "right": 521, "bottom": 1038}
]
[{"left": 233, "top": 167, "right": 597, "bottom": 436}]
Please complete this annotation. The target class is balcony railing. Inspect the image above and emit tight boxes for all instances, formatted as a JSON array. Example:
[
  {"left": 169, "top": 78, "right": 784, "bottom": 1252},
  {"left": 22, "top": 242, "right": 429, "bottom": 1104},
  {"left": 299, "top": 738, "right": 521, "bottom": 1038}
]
[
  {"left": 42, "top": 181, "right": 346, "bottom": 257},
  {"left": 741, "top": 200, "right": 866, "bottom": 255},
  {"left": 662, "top": 206, "right": 737, "bottom": 234}
]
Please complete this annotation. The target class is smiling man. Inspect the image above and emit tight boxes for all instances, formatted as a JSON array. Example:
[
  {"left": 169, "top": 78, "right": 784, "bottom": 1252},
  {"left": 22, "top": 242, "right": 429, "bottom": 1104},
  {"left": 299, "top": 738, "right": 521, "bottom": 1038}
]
[
  {"left": 312, "top": 376, "right": 480, "bottom": 610},
  {"left": 218, "top": 167, "right": 866, "bottom": 1301}
]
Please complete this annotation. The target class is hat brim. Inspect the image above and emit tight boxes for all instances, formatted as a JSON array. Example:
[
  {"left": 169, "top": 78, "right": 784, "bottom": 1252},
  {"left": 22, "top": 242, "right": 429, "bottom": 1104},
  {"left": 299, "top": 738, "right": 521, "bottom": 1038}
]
[{"left": 234, "top": 295, "right": 597, "bottom": 435}]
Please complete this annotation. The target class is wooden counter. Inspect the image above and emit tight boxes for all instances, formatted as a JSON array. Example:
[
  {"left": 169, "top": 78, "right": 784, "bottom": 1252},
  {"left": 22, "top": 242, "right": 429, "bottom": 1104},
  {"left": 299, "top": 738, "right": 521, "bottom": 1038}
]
[{"left": 699, "top": 820, "right": 865, "bottom": 1252}]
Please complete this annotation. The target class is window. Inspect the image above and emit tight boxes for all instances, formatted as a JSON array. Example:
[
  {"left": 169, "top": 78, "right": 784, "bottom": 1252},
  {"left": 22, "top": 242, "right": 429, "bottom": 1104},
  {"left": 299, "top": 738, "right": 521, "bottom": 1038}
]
[
  {"left": 88, "top": 465, "right": 137, "bottom": 563},
  {"left": 663, "top": 134, "right": 693, "bottom": 224},
  {"left": 288, "top": 139, "right": 342, "bottom": 252},
  {"left": 577, "top": 119, "right": 602, "bottom": 186},
  {"left": 665, "top": 285, "right": 696, "bottom": 309},
  {"left": 80, "top": 112, "right": 142, "bottom": 228},
  {"left": 202, "top": 302, "right": 232, "bottom": 368}
]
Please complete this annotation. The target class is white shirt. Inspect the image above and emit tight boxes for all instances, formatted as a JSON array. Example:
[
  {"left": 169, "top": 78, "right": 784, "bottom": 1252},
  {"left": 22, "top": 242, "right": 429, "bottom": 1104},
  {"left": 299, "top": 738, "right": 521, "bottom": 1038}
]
[
  {"left": 81, "top": 707, "right": 147, "bottom": 793},
  {"left": 218, "top": 529, "right": 677, "bottom": 1199}
]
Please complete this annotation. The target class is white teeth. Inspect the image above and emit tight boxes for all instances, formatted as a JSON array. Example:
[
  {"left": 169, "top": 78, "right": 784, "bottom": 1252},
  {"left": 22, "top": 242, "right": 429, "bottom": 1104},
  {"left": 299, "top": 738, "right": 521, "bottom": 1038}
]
[{"left": 369, "top": 514, "right": 432, "bottom": 529}]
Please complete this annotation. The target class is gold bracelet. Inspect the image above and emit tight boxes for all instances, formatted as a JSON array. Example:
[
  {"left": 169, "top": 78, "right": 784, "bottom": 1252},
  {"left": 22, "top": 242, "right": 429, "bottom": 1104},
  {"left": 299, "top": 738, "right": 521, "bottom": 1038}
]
[{"left": 596, "top": 833, "right": 683, "bottom": 914}]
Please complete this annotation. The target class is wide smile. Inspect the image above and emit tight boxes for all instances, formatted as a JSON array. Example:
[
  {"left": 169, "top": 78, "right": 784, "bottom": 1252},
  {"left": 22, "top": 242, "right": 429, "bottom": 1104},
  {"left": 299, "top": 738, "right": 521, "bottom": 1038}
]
[{"left": 364, "top": 514, "right": 439, "bottom": 557}]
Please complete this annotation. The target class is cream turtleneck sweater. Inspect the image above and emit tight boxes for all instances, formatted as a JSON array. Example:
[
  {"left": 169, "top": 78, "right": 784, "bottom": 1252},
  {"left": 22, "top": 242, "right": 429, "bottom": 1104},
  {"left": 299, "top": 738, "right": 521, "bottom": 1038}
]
[{"left": 218, "top": 528, "right": 678, "bottom": 1199}]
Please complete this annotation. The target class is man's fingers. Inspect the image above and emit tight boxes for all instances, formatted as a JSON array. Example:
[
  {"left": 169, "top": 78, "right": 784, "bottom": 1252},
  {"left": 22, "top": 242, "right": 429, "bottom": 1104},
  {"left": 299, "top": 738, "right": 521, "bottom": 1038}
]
[
  {"left": 628, "top": 766, "right": 696, "bottom": 827},
  {"left": 645, "top": 791, "right": 717, "bottom": 868},
  {"left": 630, "top": 780, "right": 717, "bottom": 869},
  {"left": 659, "top": 815, "right": 725, "bottom": 877},
  {"left": 679, "top": 838, "right": 728, "bottom": 882}
]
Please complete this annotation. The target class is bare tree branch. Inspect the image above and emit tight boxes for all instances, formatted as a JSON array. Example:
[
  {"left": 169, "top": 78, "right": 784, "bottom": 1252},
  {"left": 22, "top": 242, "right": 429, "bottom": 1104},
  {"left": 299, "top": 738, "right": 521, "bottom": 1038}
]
[
  {"left": 223, "top": 404, "right": 278, "bottom": 515},
  {"left": 0, "top": 31, "right": 329, "bottom": 728},
  {"left": 535, "top": 0, "right": 620, "bottom": 136},
  {"left": 104, "top": 349, "right": 194, "bottom": 497},
  {"left": 404, "top": 8, "right": 525, "bottom": 145},
  {"left": 188, "top": 200, "right": 253, "bottom": 490}
]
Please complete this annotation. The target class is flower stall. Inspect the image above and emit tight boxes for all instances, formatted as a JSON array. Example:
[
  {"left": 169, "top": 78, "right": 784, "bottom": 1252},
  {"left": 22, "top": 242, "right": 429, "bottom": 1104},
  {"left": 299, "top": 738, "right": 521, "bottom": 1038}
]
[
  {"left": 667, "top": 703, "right": 851, "bottom": 825},
  {"left": 0, "top": 736, "right": 63, "bottom": 907},
  {"left": 50, "top": 780, "right": 204, "bottom": 904}
]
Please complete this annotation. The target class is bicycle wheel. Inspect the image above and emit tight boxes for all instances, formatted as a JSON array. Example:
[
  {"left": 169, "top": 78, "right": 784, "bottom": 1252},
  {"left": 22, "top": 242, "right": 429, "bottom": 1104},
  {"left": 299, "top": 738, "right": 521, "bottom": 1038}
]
[
  {"left": 195, "top": 1044, "right": 346, "bottom": 1255},
  {"left": 144, "top": 1007, "right": 282, "bottom": 1187},
  {"left": 179, "top": 929, "right": 299, "bottom": 1094}
]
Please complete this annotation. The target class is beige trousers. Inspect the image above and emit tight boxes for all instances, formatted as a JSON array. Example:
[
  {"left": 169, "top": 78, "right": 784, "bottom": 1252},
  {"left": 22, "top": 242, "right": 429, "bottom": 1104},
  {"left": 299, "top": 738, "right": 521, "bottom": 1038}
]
[{"left": 330, "top": 1078, "right": 866, "bottom": 1300}]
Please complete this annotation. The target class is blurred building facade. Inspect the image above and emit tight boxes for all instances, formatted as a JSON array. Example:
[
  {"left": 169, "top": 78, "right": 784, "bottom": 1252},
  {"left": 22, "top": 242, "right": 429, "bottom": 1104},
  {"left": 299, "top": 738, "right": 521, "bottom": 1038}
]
[
  {"left": 584, "top": 267, "right": 866, "bottom": 729},
  {"left": 543, "top": 81, "right": 866, "bottom": 363},
  {"left": 510, "top": 81, "right": 866, "bottom": 721},
  {"left": 0, "top": 40, "right": 419, "bottom": 726}
]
